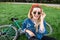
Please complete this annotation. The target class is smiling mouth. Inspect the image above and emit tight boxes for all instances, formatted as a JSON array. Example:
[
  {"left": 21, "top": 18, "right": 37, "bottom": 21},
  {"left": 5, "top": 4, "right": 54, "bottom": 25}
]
[{"left": 35, "top": 16, "right": 38, "bottom": 17}]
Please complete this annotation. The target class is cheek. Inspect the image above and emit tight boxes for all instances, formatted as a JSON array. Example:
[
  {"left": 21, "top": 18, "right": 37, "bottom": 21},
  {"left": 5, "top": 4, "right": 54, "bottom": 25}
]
[
  {"left": 38, "top": 15, "right": 40, "bottom": 19},
  {"left": 38, "top": 16, "right": 40, "bottom": 18},
  {"left": 39, "top": 15, "right": 41, "bottom": 17},
  {"left": 32, "top": 14, "right": 35, "bottom": 18},
  {"left": 31, "top": 12, "right": 34, "bottom": 17},
  {"left": 38, "top": 15, "right": 41, "bottom": 19},
  {"left": 36, "top": 15, "right": 40, "bottom": 19}
]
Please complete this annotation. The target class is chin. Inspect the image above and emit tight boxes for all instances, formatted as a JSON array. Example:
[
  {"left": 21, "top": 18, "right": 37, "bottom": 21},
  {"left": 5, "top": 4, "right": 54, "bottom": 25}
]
[{"left": 34, "top": 17, "right": 38, "bottom": 20}]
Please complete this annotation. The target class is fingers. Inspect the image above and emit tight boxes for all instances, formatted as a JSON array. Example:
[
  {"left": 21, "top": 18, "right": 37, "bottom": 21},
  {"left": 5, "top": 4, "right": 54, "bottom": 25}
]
[
  {"left": 40, "top": 12, "right": 46, "bottom": 19},
  {"left": 43, "top": 13, "right": 46, "bottom": 18},
  {"left": 42, "top": 11, "right": 46, "bottom": 16}
]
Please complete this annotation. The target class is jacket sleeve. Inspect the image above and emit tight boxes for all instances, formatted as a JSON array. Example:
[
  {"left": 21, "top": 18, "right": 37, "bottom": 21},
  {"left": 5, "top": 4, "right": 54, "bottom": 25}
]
[{"left": 21, "top": 19, "right": 27, "bottom": 33}]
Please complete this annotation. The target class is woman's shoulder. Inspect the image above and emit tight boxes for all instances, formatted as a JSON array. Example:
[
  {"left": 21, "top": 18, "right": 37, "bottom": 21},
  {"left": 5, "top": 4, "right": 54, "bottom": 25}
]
[
  {"left": 23, "top": 18, "right": 31, "bottom": 23},
  {"left": 24, "top": 18, "right": 30, "bottom": 21}
]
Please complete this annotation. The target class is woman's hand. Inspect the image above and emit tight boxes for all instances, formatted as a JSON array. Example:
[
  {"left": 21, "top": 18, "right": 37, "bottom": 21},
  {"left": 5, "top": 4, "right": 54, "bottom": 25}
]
[
  {"left": 40, "top": 12, "right": 46, "bottom": 21},
  {"left": 26, "top": 30, "right": 35, "bottom": 37}
]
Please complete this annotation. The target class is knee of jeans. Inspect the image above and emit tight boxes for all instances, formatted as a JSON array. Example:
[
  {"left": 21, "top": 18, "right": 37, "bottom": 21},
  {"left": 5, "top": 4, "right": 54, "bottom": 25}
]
[{"left": 28, "top": 36, "right": 38, "bottom": 40}]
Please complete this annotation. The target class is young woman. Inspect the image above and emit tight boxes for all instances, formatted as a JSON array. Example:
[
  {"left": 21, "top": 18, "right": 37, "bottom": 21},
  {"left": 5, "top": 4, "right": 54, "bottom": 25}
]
[{"left": 21, "top": 4, "right": 56, "bottom": 40}]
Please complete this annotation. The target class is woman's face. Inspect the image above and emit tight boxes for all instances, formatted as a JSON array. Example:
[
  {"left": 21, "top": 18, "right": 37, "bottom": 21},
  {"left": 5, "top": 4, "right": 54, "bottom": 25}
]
[{"left": 32, "top": 7, "right": 41, "bottom": 20}]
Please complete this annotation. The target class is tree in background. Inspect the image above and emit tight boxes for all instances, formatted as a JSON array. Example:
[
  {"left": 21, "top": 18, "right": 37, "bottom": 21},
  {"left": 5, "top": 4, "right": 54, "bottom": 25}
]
[{"left": 0, "top": 0, "right": 60, "bottom": 4}]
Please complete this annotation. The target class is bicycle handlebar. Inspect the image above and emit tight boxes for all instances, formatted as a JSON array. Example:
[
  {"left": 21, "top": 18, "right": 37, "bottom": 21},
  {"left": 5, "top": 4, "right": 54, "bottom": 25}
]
[{"left": 11, "top": 18, "right": 21, "bottom": 29}]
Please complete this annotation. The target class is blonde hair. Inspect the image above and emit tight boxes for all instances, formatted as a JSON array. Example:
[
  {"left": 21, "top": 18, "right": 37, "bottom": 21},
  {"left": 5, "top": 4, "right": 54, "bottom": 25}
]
[
  {"left": 28, "top": 4, "right": 42, "bottom": 22},
  {"left": 28, "top": 4, "right": 43, "bottom": 32}
]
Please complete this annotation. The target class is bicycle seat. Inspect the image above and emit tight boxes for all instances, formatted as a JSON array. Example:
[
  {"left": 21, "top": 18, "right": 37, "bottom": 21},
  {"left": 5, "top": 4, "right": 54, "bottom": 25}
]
[{"left": 11, "top": 18, "right": 18, "bottom": 21}]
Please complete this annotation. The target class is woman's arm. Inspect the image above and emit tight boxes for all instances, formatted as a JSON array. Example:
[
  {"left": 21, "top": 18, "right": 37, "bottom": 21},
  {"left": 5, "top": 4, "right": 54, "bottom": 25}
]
[
  {"left": 21, "top": 19, "right": 35, "bottom": 37},
  {"left": 39, "top": 12, "right": 46, "bottom": 33},
  {"left": 26, "top": 30, "right": 35, "bottom": 37},
  {"left": 40, "top": 20, "right": 45, "bottom": 33}
]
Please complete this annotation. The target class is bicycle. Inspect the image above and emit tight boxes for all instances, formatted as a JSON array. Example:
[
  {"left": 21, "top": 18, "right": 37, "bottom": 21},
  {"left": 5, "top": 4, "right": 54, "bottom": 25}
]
[{"left": 0, "top": 18, "right": 53, "bottom": 40}]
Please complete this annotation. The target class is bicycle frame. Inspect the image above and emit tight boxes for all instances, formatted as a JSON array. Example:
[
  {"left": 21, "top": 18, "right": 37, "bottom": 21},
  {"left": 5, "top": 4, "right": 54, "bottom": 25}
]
[
  {"left": 0, "top": 18, "right": 53, "bottom": 40},
  {"left": 13, "top": 20, "right": 21, "bottom": 29}
]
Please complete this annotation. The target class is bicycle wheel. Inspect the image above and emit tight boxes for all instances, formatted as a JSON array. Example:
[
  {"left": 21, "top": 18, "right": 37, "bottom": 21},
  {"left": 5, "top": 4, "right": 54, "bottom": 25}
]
[
  {"left": 0, "top": 24, "right": 18, "bottom": 40},
  {"left": 44, "top": 22, "right": 53, "bottom": 36}
]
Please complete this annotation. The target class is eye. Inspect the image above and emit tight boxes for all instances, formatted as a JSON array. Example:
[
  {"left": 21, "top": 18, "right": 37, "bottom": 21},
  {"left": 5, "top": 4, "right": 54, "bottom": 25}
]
[
  {"left": 33, "top": 12, "right": 36, "bottom": 14},
  {"left": 38, "top": 12, "right": 41, "bottom": 15}
]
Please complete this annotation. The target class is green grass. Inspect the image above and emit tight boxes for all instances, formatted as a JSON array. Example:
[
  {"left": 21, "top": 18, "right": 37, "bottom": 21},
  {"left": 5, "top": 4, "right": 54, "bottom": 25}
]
[{"left": 0, "top": 3, "right": 60, "bottom": 40}]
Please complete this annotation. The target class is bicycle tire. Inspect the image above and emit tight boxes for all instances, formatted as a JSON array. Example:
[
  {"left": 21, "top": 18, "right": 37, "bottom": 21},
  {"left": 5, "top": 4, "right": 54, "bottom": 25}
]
[
  {"left": 0, "top": 24, "right": 18, "bottom": 40},
  {"left": 44, "top": 22, "right": 53, "bottom": 36}
]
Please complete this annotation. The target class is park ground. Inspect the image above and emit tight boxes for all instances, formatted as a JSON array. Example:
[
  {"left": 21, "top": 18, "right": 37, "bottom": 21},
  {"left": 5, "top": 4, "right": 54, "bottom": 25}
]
[{"left": 0, "top": 2, "right": 60, "bottom": 40}]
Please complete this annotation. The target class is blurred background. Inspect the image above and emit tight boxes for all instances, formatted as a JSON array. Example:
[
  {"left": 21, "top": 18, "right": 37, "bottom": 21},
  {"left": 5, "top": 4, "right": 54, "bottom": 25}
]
[
  {"left": 0, "top": 0, "right": 60, "bottom": 40},
  {"left": 0, "top": 0, "right": 60, "bottom": 4}
]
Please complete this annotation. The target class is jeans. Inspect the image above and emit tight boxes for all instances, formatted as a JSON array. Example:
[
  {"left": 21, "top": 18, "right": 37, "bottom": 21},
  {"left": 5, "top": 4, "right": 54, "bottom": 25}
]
[
  {"left": 41, "top": 36, "right": 56, "bottom": 40},
  {"left": 25, "top": 31, "right": 56, "bottom": 40}
]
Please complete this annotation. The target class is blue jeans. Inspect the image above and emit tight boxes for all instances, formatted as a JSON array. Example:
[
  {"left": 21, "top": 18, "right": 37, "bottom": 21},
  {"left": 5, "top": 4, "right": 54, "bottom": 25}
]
[{"left": 26, "top": 32, "right": 56, "bottom": 40}]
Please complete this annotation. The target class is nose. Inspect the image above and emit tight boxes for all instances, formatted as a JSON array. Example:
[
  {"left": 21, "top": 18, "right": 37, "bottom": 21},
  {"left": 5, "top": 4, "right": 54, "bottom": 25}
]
[{"left": 35, "top": 12, "right": 38, "bottom": 15}]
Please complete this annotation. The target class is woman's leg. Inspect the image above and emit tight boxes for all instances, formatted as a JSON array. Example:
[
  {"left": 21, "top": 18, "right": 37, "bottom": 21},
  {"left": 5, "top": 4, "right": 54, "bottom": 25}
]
[
  {"left": 28, "top": 36, "right": 38, "bottom": 40},
  {"left": 41, "top": 36, "right": 56, "bottom": 40}
]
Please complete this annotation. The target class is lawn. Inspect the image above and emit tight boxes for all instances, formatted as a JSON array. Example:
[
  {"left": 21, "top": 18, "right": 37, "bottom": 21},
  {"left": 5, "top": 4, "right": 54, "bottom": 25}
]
[{"left": 0, "top": 3, "right": 60, "bottom": 40}]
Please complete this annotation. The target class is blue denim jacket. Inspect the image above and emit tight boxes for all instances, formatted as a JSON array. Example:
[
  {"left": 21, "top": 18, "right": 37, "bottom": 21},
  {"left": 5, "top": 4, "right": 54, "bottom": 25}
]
[{"left": 21, "top": 18, "right": 48, "bottom": 39}]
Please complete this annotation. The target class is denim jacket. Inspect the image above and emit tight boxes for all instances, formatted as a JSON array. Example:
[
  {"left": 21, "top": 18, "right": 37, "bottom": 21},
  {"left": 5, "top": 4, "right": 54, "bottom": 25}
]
[{"left": 21, "top": 18, "right": 48, "bottom": 39}]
